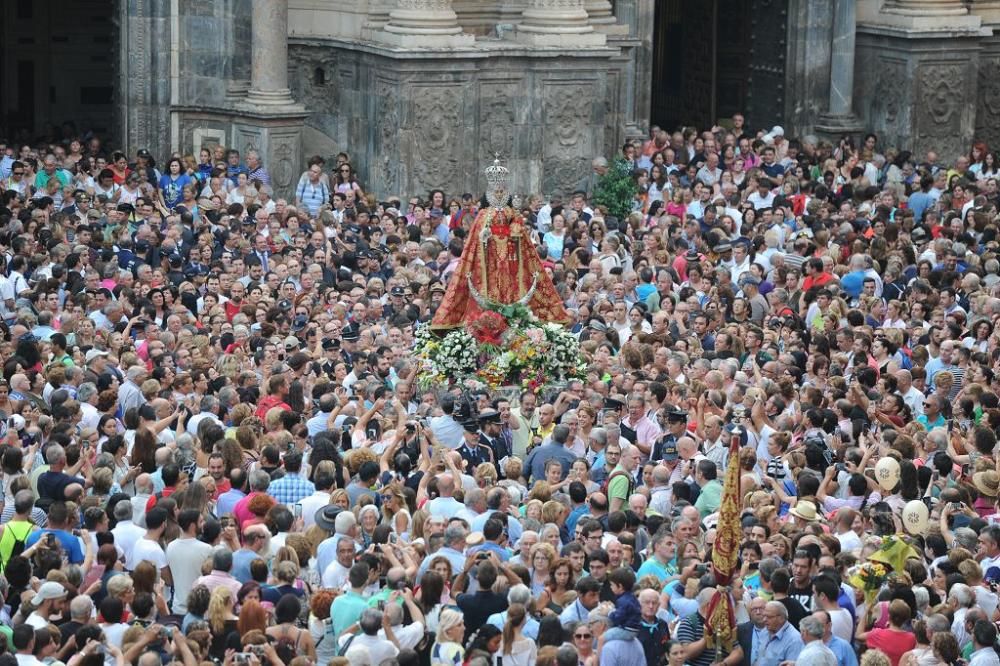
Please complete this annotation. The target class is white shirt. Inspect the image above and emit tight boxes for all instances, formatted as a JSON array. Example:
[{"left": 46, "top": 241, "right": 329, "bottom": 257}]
[
  {"left": 166, "top": 536, "right": 214, "bottom": 614},
  {"left": 299, "top": 491, "right": 332, "bottom": 529},
  {"left": 15, "top": 653, "right": 45, "bottom": 666},
  {"left": 132, "top": 536, "right": 168, "bottom": 572},
  {"left": 798, "top": 640, "right": 838, "bottom": 666},
  {"left": 321, "top": 560, "right": 349, "bottom": 589},
  {"left": 25, "top": 612, "right": 50, "bottom": 629},
  {"left": 111, "top": 520, "right": 145, "bottom": 570},
  {"left": 427, "top": 496, "right": 464, "bottom": 520}
]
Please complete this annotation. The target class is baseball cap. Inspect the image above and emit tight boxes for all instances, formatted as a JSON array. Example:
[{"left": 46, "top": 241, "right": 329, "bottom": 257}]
[
  {"left": 31, "top": 581, "right": 67, "bottom": 606},
  {"left": 85, "top": 349, "right": 110, "bottom": 364}
]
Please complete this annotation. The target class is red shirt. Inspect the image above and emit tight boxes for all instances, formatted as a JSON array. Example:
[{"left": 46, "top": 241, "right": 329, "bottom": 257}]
[
  {"left": 866, "top": 628, "right": 916, "bottom": 666},
  {"left": 146, "top": 486, "right": 176, "bottom": 513}
]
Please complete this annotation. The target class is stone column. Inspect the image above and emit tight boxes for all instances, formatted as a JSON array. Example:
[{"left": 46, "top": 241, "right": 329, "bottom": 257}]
[
  {"left": 827, "top": 0, "right": 855, "bottom": 116},
  {"left": 814, "top": 0, "right": 862, "bottom": 139},
  {"left": 517, "top": 0, "right": 606, "bottom": 46},
  {"left": 246, "top": 0, "right": 295, "bottom": 106},
  {"left": 377, "top": 0, "right": 475, "bottom": 47},
  {"left": 583, "top": 0, "right": 628, "bottom": 34},
  {"left": 879, "top": 0, "right": 981, "bottom": 29}
]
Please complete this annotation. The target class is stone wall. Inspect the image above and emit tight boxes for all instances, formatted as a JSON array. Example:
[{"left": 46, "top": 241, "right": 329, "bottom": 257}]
[
  {"left": 289, "top": 39, "right": 628, "bottom": 199},
  {"left": 854, "top": 28, "right": 982, "bottom": 160},
  {"left": 976, "top": 35, "right": 1000, "bottom": 150}
]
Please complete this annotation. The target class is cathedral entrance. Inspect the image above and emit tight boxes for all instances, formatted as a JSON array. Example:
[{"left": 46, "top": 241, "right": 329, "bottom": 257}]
[
  {"left": 0, "top": 0, "right": 116, "bottom": 144},
  {"left": 651, "top": 0, "right": 788, "bottom": 131}
]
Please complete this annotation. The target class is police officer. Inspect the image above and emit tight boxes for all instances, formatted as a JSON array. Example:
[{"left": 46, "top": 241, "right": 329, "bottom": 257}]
[
  {"left": 651, "top": 408, "right": 688, "bottom": 463},
  {"left": 341, "top": 324, "right": 360, "bottom": 366},
  {"left": 458, "top": 416, "right": 493, "bottom": 470},
  {"left": 478, "top": 409, "right": 510, "bottom": 477}
]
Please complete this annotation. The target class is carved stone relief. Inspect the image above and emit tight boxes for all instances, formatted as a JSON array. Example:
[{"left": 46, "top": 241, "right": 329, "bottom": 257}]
[
  {"left": 270, "top": 137, "right": 297, "bottom": 192},
  {"left": 875, "top": 59, "right": 907, "bottom": 125},
  {"left": 918, "top": 63, "right": 964, "bottom": 137},
  {"left": 542, "top": 83, "right": 592, "bottom": 195},
  {"left": 977, "top": 57, "right": 1000, "bottom": 146},
  {"left": 411, "top": 93, "right": 462, "bottom": 190},
  {"left": 375, "top": 80, "right": 400, "bottom": 193},
  {"left": 479, "top": 84, "right": 517, "bottom": 162}
]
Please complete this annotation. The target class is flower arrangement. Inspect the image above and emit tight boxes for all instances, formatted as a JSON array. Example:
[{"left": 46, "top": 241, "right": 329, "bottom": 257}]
[
  {"left": 416, "top": 306, "right": 584, "bottom": 391},
  {"left": 848, "top": 561, "right": 889, "bottom": 610}
]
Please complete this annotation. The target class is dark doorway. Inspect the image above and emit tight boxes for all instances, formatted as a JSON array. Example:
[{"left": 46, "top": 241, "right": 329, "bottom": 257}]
[
  {"left": 0, "top": 0, "right": 116, "bottom": 144},
  {"left": 651, "top": 0, "right": 787, "bottom": 132}
]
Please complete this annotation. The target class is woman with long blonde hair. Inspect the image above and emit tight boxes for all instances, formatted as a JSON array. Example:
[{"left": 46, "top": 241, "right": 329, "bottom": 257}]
[{"left": 206, "top": 586, "right": 239, "bottom": 660}]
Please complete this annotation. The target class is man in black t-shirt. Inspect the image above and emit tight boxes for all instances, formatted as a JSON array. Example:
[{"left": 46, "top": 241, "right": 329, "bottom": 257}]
[
  {"left": 770, "top": 567, "right": 808, "bottom": 630},
  {"left": 787, "top": 549, "right": 818, "bottom": 614}
]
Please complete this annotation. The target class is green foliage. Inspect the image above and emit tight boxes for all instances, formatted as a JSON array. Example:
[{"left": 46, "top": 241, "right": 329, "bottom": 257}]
[{"left": 591, "top": 158, "right": 638, "bottom": 222}]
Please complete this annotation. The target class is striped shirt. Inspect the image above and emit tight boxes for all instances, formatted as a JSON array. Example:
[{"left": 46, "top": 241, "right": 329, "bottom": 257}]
[
  {"left": 248, "top": 165, "right": 271, "bottom": 186},
  {"left": 296, "top": 179, "right": 329, "bottom": 216}
]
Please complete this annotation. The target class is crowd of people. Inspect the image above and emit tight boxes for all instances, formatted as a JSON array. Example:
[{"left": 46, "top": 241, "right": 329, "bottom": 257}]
[{"left": 0, "top": 113, "right": 997, "bottom": 666}]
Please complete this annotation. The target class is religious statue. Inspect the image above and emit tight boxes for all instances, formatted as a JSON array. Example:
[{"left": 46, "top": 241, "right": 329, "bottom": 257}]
[{"left": 430, "top": 157, "right": 570, "bottom": 329}]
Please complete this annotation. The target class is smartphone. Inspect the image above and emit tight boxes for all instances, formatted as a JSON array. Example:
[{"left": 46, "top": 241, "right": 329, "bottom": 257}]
[
  {"left": 368, "top": 427, "right": 378, "bottom": 441},
  {"left": 377, "top": 600, "right": 386, "bottom": 611},
  {"left": 293, "top": 504, "right": 302, "bottom": 519},
  {"left": 46, "top": 533, "right": 56, "bottom": 547},
  {"left": 952, "top": 502, "right": 963, "bottom": 510},
  {"left": 233, "top": 654, "right": 250, "bottom": 666}
]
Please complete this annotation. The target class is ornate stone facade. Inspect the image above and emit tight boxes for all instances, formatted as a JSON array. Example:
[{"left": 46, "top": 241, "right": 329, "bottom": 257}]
[{"left": 286, "top": 40, "right": 623, "bottom": 198}]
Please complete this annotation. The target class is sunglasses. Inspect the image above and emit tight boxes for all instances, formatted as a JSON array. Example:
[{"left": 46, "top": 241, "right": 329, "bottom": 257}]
[{"left": 575, "top": 633, "right": 592, "bottom": 639}]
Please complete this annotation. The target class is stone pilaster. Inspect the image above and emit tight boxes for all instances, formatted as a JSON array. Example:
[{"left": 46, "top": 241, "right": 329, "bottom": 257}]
[
  {"left": 376, "top": 0, "right": 475, "bottom": 47},
  {"left": 246, "top": 0, "right": 296, "bottom": 106},
  {"left": 516, "top": 0, "right": 605, "bottom": 46},
  {"left": 814, "top": 0, "right": 863, "bottom": 138},
  {"left": 855, "top": 0, "right": 985, "bottom": 161}
]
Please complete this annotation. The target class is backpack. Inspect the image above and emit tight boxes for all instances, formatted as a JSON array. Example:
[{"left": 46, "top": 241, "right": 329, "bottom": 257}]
[
  {"left": 600, "top": 469, "right": 634, "bottom": 500},
  {"left": 0, "top": 522, "right": 34, "bottom": 572}
]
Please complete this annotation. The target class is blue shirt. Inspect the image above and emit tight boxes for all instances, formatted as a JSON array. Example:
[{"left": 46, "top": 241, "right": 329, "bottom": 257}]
[
  {"left": 267, "top": 473, "right": 316, "bottom": 506},
  {"left": 599, "top": 636, "right": 646, "bottom": 666},
  {"left": 417, "top": 546, "right": 466, "bottom": 577},
  {"left": 908, "top": 191, "right": 932, "bottom": 222},
  {"left": 231, "top": 548, "right": 259, "bottom": 583},
  {"left": 487, "top": 609, "right": 539, "bottom": 639},
  {"left": 159, "top": 174, "right": 193, "bottom": 209},
  {"left": 757, "top": 623, "right": 803, "bottom": 666},
  {"left": 216, "top": 488, "right": 245, "bottom": 518},
  {"left": 827, "top": 636, "right": 858, "bottom": 666},
  {"left": 25, "top": 529, "right": 84, "bottom": 564}
]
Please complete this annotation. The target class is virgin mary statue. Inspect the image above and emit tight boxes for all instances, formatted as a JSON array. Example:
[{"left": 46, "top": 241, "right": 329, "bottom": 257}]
[{"left": 430, "top": 158, "right": 570, "bottom": 330}]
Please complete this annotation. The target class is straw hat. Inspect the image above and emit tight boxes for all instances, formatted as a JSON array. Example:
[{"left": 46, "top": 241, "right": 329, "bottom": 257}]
[
  {"left": 789, "top": 500, "right": 819, "bottom": 522},
  {"left": 974, "top": 470, "right": 1000, "bottom": 498}
]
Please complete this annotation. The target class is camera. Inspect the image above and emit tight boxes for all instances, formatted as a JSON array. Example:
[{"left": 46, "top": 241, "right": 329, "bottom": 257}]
[
  {"left": 834, "top": 463, "right": 847, "bottom": 473},
  {"left": 160, "top": 627, "right": 173, "bottom": 640},
  {"left": 248, "top": 645, "right": 266, "bottom": 657},
  {"left": 477, "top": 552, "right": 491, "bottom": 561},
  {"left": 695, "top": 563, "right": 709, "bottom": 575},
  {"left": 952, "top": 502, "right": 963, "bottom": 510}
]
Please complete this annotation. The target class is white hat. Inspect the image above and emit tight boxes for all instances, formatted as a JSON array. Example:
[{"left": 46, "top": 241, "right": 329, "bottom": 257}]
[
  {"left": 31, "top": 581, "right": 67, "bottom": 606},
  {"left": 771, "top": 125, "right": 785, "bottom": 137},
  {"left": 85, "top": 349, "right": 109, "bottom": 364},
  {"left": 762, "top": 134, "right": 775, "bottom": 145}
]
